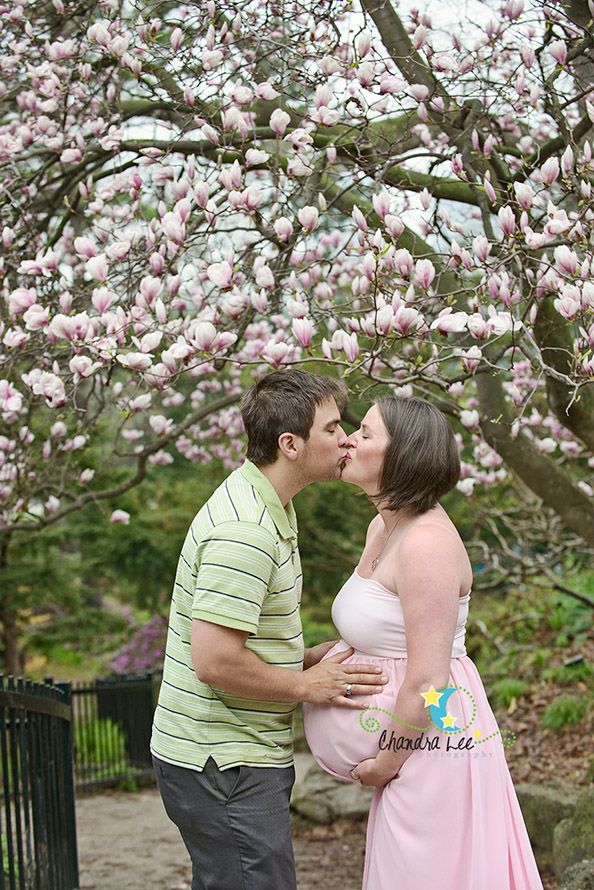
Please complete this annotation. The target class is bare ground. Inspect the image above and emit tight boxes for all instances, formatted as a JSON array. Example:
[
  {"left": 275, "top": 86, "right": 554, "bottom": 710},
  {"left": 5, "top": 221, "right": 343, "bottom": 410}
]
[
  {"left": 76, "top": 787, "right": 369, "bottom": 890},
  {"left": 76, "top": 786, "right": 556, "bottom": 890}
]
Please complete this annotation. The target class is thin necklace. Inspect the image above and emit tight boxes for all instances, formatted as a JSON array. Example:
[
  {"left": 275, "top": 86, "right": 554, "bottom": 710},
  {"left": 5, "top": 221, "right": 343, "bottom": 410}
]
[{"left": 371, "top": 517, "right": 402, "bottom": 572}]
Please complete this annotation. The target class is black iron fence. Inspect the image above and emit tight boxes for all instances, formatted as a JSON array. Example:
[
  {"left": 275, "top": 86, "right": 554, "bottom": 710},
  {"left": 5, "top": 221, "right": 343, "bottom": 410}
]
[
  {"left": 72, "top": 672, "right": 158, "bottom": 790},
  {"left": 0, "top": 675, "right": 78, "bottom": 890}
]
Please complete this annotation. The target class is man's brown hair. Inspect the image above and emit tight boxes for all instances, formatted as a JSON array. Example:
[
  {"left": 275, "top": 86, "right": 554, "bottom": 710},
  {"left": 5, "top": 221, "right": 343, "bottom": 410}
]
[
  {"left": 373, "top": 396, "right": 460, "bottom": 514},
  {"left": 241, "top": 370, "right": 347, "bottom": 466}
]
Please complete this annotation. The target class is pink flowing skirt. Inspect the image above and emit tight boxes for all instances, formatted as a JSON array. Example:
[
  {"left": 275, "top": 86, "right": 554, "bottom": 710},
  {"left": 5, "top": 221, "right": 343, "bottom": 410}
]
[{"left": 303, "top": 644, "right": 544, "bottom": 890}]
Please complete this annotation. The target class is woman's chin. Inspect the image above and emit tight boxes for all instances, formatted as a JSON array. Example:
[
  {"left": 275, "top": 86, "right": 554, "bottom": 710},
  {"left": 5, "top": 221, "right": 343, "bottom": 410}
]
[{"left": 339, "top": 460, "right": 359, "bottom": 484}]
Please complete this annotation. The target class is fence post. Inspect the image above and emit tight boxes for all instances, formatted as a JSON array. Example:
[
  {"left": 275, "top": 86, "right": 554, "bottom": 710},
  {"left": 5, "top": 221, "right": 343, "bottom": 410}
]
[{"left": 55, "top": 681, "right": 79, "bottom": 889}]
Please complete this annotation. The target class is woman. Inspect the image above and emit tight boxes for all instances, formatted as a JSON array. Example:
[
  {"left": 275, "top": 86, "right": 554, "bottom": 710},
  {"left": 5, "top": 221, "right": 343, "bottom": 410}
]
[{"left": 303, "top": 396, "right": 543, "bottom": 890}]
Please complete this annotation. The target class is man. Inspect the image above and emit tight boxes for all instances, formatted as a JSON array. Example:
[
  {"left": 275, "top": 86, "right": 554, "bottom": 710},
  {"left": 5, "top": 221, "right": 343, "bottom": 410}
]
[{"left": 151, "top": 369, "right": 387, "bottom": 890}]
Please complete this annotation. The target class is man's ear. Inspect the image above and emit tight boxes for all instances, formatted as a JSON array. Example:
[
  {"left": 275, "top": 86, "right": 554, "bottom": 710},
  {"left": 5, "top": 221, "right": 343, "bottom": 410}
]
[{"left": 277, "top": 432, "right": 303, "bottom": 461}]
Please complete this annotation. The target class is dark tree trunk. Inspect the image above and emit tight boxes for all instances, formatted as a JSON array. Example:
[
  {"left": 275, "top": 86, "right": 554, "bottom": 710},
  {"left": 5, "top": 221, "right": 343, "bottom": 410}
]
[{"left": 0, "top": 537, "right": 20, "bottom": 676}]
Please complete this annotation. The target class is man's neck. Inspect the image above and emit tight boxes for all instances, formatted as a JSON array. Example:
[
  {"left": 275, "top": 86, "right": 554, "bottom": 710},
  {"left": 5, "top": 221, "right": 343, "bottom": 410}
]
[{"left": 255, "top": 460, "right": 305, "bottom": 507}]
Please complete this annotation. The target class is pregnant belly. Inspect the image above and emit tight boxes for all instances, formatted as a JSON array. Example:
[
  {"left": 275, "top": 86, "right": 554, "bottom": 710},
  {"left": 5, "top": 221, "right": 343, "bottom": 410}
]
[{"left": 302, "top": 643, "right": 404, "bottom": 782}]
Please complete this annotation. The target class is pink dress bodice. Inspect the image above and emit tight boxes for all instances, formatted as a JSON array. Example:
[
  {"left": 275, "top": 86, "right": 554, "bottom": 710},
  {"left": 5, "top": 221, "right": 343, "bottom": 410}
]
[{"left": 331, "top": 569, "right": 471, "bottom": 659}]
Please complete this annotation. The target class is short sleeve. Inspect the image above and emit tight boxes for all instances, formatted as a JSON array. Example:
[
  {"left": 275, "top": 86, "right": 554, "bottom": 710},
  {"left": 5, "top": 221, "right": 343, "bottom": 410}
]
[{"left": 192, "top": 522, "right": 277, "bottom": 634}]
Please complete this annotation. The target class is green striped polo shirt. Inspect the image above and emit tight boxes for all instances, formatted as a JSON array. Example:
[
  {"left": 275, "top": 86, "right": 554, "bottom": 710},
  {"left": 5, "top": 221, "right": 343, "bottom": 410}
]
[{"left": 150, "top": 459, "right": 304, "bottom": 771}]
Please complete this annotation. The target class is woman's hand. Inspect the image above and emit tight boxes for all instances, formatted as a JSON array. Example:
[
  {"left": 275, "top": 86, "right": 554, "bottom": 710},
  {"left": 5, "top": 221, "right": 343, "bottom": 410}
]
[
  {"left": 351, "top": 757, "right": 399, "bottom": 788},
  {"left": 303, "top": 640, "right": 339, "bottom": 669}
]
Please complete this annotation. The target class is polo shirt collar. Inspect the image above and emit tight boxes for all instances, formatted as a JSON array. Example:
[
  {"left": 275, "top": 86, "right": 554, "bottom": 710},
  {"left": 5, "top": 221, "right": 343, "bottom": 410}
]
[{"left": 238, "top": 460, "right": 297, "bottom": 542}]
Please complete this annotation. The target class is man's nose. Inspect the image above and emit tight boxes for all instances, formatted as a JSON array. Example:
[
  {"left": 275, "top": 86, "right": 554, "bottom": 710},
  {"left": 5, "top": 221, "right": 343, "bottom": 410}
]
[{"left": 336, "top": 425, "right": 348, "bottom": 447}]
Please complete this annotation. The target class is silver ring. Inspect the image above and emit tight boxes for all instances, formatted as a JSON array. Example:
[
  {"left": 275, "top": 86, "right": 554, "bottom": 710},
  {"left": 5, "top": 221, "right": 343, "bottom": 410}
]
[
  {"left": 345, "top": 683, "right": 353, "bottom": 697},
  {"left": 351, "top": 767, "right": 360, "bottom": 781}
]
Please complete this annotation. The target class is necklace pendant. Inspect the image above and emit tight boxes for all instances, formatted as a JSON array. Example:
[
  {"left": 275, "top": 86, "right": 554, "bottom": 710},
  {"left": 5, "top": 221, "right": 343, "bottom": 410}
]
[{"left": 371, "top": 556, "right": 379, "bottom": 572}]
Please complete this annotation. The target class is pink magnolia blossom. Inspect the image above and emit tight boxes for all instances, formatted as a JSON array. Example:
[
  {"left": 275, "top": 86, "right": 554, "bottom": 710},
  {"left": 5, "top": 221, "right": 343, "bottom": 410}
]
[
  {"left": 74, "top": 236, "right": 96, "bottom": 258},
  {"left": 274, "top": 217, "right": 293, "bottom": 242},
  {"left": 255, "top": 265, "right": 275, "bottom": 289},
  {"left": 139, "top": 276, "right": 163, "bottom": 302},
  {"left": 540, "top": 157, "right": 559, "bottom": 185},
  {"left": 394, "top": 249, "right": 414, "bottom": 278},
  {"left": 110, "top": 509, "right": 130, "bottom": 525},
  {"left": 513, "top": 182, "right": 533, "bottom": 210},
  {"left": 393, "top": 306, "right": 422, "bottom": 335},
  {"left": 60, "top": 148, "right": 82, "bottom": 165},
  {"left": 136, "top": 332, "right": 163, "bottom": 353},
  {"left": 409, "top": 83, "right": 429, "bottom": 102},
  {"left": 207, "top": 261, "right": 234, "bottom": 289},
  {"left": 255, "top": 82, "right": 280, "bottom": 101},
  {"left": 548, "top": 40, "right": 567, "bottom": 66},
  {"left": 384, "top": 215, "right": 404, "bottom": 239},
  {"left": 292, "top": 317, "right": 314, "bottom": 348},
  {"left": 430, "top": 309, "right": 468, "bottom": 334},
  {"left": 23, "top": 303, "right": 49, "bottom": 331},
  {"left": 356, "top": 32, "right": 372, "bottom": 57},
  {"left": 460, "top": 409, "right": 480, "bottom": 429},
  {"left": 270, "top": 109, "right": 290, "bottom": 136},
  {"left": 343, "top": 332, "right": 359, "bottom": 362},
  {"left": 69, "top": 355, "right": 102, "bottom": 381},
  {"left": 3, "top": 328, "right": 30, "bottom": 349},
  {"left": 170, "top": 27, "right": 183, "bottom": 51},
  {"left": 561, "top": 145, "right": 574, "bottom": 176},
  {"left": 554, "top": 293, "right": 580, "bottom": 320},
  {"left": 352, "top": 205, "right": 368, "bottom": 232},
  {"left": 202, "top": 124, "right": 219, "bottom": 145},
  {"left": 498, "top": 206, "right": 516, "bottom": 237},
  {"left": 298, "top": 206, "right": 319, "bottom": 233},
  {"left": 245, "top": 149, "right": 270, "bottom": 166},
  {"left": 149, "top": 414, "right": 174, "bottom": 436},
  {"left": 22, "top": 369, "right": 66, "bottom": 407},
  {"left": 86, "top": 254, "right": 108, "bottom": 282},
  {"left": 162, "top": 212, "right": 185, "bottom": 244},
  {"left": 117, "top": 353, "right": 153, "bottom": 371},
  {"left": 472, "top": 236, "right": 491, "bottom": 263},
  {"left": 91, "top": 288, "right": 115, "bottom": 314},
  {"left": 486, "top": 308, "right": 520, "bottom": 335},
  {"left": 459, "top": 346, "right": 482, "bottom": 373},
  {"left": 374, "top": 306, "right": 394, "bottom": 335},
  {"left": 414, "top": 259, "right": 436, "bottom": 289},
  {"left": 9, "top": 287, "right": 37, "bottom": 315},
  {"left": 192, "top": 322, "right": 218, "bottom": 351},
  {"left": 263, "top": 340, "right": 291, "bottom": 367},
  {"left": 202, "top": 50, "right": 224, "bottom": 70},
  {"left": 554, "top": 245, "right": 578, "bottom": 276}
]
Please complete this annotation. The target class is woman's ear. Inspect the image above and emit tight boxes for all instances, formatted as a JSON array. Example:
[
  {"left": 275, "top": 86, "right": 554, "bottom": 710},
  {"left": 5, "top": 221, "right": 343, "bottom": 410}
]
[{"left": 277, "top": 431, "right": 302, "bottom": 461}]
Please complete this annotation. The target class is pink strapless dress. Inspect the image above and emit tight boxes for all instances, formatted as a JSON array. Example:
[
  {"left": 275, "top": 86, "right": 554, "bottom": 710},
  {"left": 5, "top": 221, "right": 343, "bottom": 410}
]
[{"left": 302, "top": 571, "right": 544, "bottom": 890}]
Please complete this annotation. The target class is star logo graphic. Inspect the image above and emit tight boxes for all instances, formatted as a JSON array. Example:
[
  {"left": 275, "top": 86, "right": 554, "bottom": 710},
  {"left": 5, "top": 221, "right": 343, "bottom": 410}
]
[
  {"left": 473, "top": 729, "right": 482, "bottom": 739},
  {"left": 420, "top": 685, "right": 444, "bottom": 707},
  {"left": 441, "top": 712, "right": 458, "bottom": 729}
]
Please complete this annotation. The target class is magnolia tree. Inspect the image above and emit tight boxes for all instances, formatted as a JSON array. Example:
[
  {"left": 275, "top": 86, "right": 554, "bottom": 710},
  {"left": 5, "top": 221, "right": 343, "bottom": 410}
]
[{"left": 1, "top": 0, "right": 594, "bottom": 669}]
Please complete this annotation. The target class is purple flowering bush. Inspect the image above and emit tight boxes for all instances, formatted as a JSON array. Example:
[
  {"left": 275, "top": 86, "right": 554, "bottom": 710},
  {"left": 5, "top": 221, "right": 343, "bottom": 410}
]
[{"left": 107, "top": 615, "right": 167, "bottom": 674}]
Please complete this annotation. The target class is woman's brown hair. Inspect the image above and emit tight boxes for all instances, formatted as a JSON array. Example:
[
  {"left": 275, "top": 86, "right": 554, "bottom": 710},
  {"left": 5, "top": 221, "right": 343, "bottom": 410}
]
[{"left": 373, "top": 396, "right": 460, "bottom": 514}]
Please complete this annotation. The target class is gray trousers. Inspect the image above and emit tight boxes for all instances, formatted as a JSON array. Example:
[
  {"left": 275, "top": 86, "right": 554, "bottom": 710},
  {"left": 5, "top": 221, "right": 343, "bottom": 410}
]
[{"left": 153, "top": 756, "right": 297, "bottom": 890}]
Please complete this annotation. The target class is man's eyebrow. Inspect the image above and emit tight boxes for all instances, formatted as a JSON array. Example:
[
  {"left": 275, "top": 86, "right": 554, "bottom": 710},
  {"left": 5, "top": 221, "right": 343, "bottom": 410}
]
[{"left": 324, "top": 417, "right": 342, "bottom": 428}]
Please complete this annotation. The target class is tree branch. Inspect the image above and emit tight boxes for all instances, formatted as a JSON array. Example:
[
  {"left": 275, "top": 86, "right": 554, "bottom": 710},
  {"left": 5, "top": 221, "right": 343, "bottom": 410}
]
[
  {"left": 1, "top": 392, "right": 241, "bottom": 536},
  {"left": 475, "top": 371, "right": 594, "bottom": 547},
  {"left": 533, "top": 296, "right": 594, "bottom": 452}
]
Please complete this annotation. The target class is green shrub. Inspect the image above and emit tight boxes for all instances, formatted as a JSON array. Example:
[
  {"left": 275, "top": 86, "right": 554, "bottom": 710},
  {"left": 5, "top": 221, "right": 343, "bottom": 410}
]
[
  {"left": 543, "top": 662, "right": 593, "bottom": 685},
  {"left": 541, "top": 696, "right": 586, "bottom": 730},
  {"left": 74, "top": 717, "right": 127, "bottom": 772},
  {"left": 489, "top": 678, "right": 529, "bottom": 709}
]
